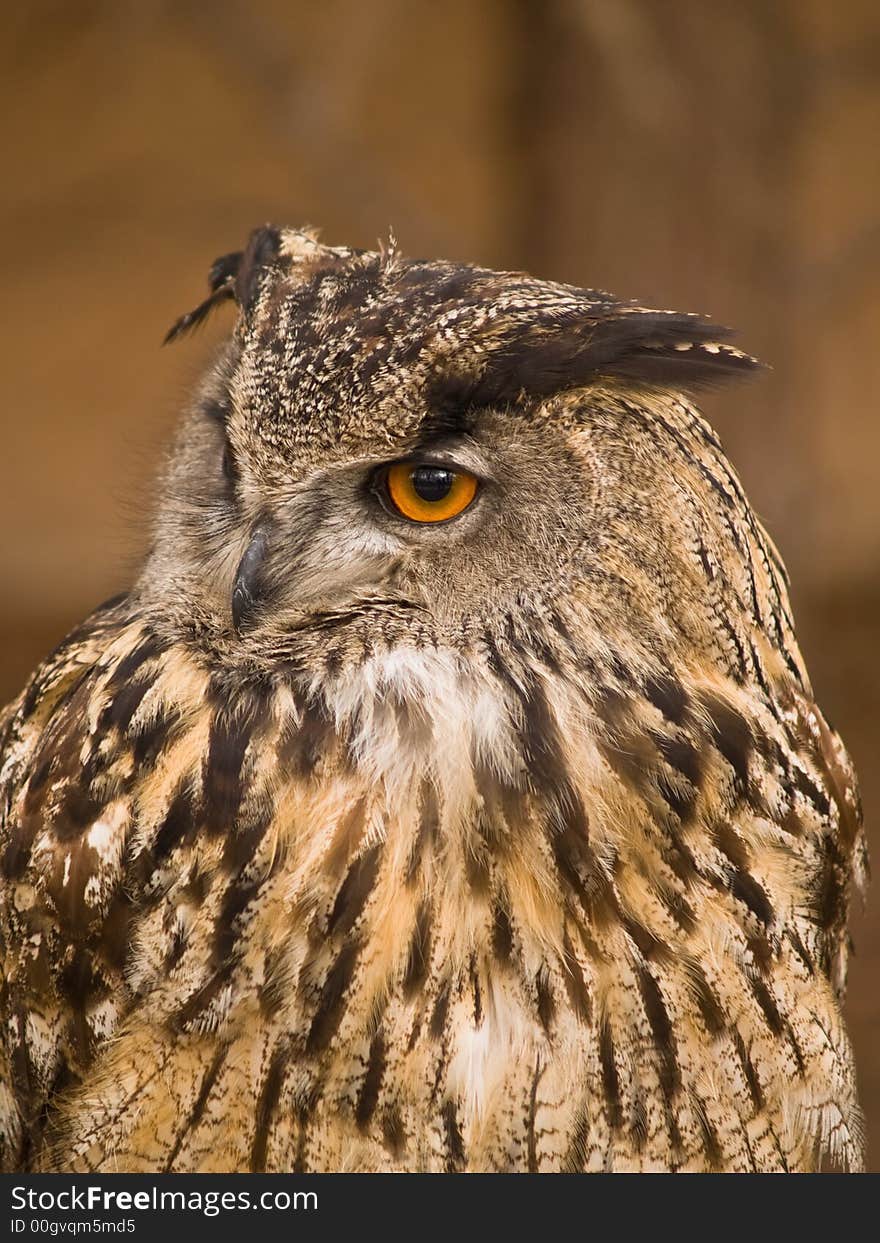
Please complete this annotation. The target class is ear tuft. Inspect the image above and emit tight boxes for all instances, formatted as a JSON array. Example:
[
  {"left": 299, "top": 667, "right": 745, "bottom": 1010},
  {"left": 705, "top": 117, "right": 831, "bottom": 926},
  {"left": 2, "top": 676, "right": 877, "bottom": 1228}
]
[
  {"left": 207, "top": 251, "right": 244, "bottom": 293},
  {"left": 163, "top": 226, "right": 282, "bottom": 346},
  {"left": 582, "top": 310, "right": 764, "bottom": 390},
  {"left": 458, "top": 305, "right": 763, "bottom": 406},
  {"left": 233, "top": 226, "right": 282, "bottom": 313}
]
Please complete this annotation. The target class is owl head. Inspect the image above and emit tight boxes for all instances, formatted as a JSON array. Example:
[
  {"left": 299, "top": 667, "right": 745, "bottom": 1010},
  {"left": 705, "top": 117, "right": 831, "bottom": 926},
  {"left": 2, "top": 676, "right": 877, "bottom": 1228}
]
[{"left": 146, "top": 225, "right": 766, "bottom": 683}]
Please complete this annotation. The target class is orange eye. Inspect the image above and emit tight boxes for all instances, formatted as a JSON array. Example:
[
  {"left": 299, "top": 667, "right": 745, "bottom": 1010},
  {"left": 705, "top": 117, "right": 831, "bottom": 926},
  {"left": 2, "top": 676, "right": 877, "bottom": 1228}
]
[{"left": 384, "top": 462, "right": 479, "bottom": 523}]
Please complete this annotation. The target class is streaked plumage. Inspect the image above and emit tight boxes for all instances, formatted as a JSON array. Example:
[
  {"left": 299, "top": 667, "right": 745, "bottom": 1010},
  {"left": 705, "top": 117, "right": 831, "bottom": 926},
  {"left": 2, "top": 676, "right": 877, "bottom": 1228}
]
[{"left": 0, "top": 227, "right": 867, "bottom": 1172}]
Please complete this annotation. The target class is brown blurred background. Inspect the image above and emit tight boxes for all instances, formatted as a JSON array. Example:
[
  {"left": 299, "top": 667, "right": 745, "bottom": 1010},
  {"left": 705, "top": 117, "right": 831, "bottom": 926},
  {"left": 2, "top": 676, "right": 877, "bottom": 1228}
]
[{"left": 2, "top": 0, "right": 879, "bottom": 1168}]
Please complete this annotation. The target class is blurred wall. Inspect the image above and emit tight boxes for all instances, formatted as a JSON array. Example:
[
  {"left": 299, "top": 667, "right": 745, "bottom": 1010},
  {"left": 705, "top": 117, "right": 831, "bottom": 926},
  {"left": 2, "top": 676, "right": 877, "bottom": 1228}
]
[{"left": 2, "top": 0, "right": 879, "bottom": 1167}]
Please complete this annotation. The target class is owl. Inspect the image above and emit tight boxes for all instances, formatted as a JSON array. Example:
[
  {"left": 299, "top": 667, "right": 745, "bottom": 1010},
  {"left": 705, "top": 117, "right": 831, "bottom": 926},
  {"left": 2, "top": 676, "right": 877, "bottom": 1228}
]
[{"left": 0, "top": 226, "right": 867, "bottom": 1173}]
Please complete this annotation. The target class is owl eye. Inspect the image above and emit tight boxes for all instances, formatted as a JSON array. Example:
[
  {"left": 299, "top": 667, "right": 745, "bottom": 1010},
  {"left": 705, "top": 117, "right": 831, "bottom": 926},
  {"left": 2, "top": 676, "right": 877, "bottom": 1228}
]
[{"left": 382, "top": 462, "right": 479, "bottom": 523}]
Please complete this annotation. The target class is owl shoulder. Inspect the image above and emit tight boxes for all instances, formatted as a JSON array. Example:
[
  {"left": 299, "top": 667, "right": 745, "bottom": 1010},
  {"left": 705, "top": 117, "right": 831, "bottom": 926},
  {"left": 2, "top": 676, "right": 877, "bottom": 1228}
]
[
  {"left": 773, "top": 676, "right": 867, "bottom": 996},
  {"left": 0, "top": 595, "right": 147, "bottom": 1167}
]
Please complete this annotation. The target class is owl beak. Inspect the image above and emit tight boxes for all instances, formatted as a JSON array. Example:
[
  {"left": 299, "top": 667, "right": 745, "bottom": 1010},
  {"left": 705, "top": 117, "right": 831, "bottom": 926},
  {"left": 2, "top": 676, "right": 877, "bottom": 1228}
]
[{"left": 231, "top": 523, "right": 271, "bottom": 633}]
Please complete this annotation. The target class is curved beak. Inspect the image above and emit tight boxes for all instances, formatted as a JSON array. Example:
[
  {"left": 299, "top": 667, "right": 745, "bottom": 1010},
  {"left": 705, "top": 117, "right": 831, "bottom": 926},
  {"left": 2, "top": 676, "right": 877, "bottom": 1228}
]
[{"left": 231, "top": 522, "right": 271, "bottom": 633}]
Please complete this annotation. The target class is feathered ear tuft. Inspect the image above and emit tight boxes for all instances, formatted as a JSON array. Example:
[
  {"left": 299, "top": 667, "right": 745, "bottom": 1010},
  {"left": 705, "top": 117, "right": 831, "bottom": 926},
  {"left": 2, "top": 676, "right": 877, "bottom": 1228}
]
[
  {"left": 579, "top": 309, "right": 764, "bottom": 390},
  {"left": 163, "top": 226, "right": 282, "bottom": 345},
  {"left": 455, "top": 305, "right": 763, "bottom": 407},
  {"left": 163, "top": 252, "right": 240, "bottom": 345},
  {"left": 232, "top": 225, "right": 282, "bottom": 314}
]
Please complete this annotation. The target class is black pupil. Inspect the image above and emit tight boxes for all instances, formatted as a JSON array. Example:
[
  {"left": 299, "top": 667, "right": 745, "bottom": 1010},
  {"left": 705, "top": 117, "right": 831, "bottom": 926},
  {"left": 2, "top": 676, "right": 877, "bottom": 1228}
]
[{"left": 411, "top": 466, "right": 454, "bottom": 502}]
